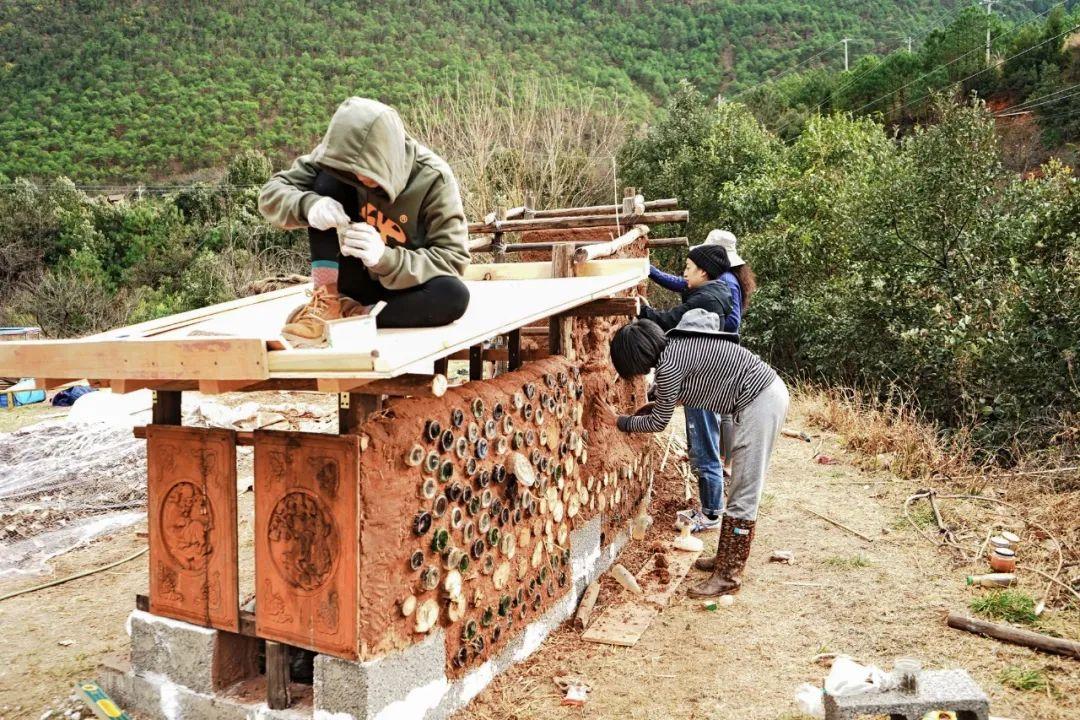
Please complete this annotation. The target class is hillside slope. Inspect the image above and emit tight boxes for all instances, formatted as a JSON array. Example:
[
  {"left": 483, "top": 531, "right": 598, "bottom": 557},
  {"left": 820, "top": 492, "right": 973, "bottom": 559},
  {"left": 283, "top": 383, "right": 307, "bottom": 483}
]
[{"left": 0, "top": 0, "right": 990, "bottom": 181}]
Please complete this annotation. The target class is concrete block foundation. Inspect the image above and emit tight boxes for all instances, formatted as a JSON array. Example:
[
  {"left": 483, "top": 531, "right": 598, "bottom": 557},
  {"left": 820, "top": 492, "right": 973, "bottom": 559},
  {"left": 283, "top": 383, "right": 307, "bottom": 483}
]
[{"left": 101, "top": 513, "right": 624, "bottom": 720}]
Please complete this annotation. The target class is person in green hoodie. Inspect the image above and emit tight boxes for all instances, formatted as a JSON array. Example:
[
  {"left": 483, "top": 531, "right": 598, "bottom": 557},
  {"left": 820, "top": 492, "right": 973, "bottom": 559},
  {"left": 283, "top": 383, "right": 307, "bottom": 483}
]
[{"left": 259, "top": 97, "right": 471, "bottom": 346}]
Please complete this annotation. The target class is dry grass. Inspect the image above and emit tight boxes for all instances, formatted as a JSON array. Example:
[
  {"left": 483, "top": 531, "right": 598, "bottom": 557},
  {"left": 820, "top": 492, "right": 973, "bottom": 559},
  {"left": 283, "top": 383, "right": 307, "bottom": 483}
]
[{"left": 797, "top": 382, "right": 982, "bottom": 481}]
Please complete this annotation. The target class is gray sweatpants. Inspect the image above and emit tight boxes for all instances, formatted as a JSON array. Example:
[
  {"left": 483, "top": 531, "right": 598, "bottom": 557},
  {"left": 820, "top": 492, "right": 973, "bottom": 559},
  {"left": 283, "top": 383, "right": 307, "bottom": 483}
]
[{"left": 725, "top": 377, "right": 789, "bottom": 521}]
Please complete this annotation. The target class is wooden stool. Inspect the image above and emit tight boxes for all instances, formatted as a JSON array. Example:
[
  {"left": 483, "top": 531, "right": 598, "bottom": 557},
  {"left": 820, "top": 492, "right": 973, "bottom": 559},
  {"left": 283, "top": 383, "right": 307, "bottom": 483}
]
[{"left": 823, "top": 669, "right": 990, "bottom": 720}]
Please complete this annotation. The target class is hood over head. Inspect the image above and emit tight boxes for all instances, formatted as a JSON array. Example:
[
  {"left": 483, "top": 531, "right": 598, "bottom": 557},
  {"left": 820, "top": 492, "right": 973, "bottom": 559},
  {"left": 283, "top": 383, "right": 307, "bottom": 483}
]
[
  {"left": 667, "top": 308, "right": 740, "bottom": 343},
  {"left": 310, "top": 97, "right": 415, "bottom": 203}
]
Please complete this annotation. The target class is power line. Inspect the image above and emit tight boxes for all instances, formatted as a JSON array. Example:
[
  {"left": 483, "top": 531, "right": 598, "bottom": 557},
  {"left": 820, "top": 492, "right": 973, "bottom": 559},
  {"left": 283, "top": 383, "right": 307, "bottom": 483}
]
[
  {"left": 994, "top": 81, "right": 1080, "bottom": 115},
  {"left": 845, "top": 2, "right": 1068, "bottom": 118},
  {"left": 878, "top": 19, "right": 1080, "bottom": 121},
  {"left": 769, "top": 1, "right": 1039, "bottom": 136},
  {"left": 726, "top": 43, "right": 844, "bottom": 102}
]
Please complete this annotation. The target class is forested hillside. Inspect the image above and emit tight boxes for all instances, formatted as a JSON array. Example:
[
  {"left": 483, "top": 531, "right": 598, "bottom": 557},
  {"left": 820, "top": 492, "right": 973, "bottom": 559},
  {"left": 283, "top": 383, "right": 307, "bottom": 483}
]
[{"left": 0, "top": 0, "right": 1031, "bottom": 181}]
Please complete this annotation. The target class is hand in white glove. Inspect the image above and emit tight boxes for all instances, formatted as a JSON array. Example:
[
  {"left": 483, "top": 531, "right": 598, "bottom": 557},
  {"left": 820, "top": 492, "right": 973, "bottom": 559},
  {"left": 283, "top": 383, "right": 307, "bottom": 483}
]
[
  {"left": 306, "top": 196, "right": 350, "bottom": 231},
  {"left": 340, "top": 223, "right": 386, "bottom": 267}
]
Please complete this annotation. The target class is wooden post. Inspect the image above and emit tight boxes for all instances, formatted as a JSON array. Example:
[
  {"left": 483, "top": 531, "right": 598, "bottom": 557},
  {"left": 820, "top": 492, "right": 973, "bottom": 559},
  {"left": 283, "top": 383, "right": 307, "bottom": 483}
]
[
  {"left": 491, "top": 205, "right": 507, "bottom": 263},
  {"left": 338, "top": 392, "right": 382, "bottom": 435},
  {"left": 549, "top": 244, "right": 576, "bottom": 359},
  {"left": 622, "top": 186, "right": 637, "bottom": 217},
  {"left": 266, "top": 641, "right": 291, "bottom": 709},
  {"left": 507, "top": 329, "right": 521, "bottom": 371},
  {"left": 523, "top": 190, "right": 536, "bottom": 219},
  {"left": 434, "top": 357, "right": 449, "bottom": 377},
  {"left": 469, "top": 344, "right": 484, "bottom": 381},
  {"left": 152, "top": 390, "right": 182, "bottom": 425}
]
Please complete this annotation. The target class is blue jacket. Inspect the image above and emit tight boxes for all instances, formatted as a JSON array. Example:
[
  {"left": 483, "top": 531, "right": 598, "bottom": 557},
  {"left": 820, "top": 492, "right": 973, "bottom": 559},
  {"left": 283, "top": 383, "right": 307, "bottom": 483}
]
[
  {"left": 648, "top": 265, "right": 742, "bottom": 332},
  {"left": 640, "top": 277, "right": 734, "bottom": 332}
]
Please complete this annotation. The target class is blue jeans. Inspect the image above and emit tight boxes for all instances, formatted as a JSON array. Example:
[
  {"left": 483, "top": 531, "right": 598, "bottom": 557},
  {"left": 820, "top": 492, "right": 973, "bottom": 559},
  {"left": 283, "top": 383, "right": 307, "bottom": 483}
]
[{"left": 685, "top": 406, "right": 725, "bottom": 516}]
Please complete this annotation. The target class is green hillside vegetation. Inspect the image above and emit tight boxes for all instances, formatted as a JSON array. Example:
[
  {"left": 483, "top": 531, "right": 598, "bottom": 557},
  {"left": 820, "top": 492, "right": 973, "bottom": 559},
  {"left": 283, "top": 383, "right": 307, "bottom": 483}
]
[
  {"left": 742, "top": 3, "right": 1080, "bottom": 148},
  {"left": 0, "top": 0, "right": 1012, "bottom": 181}
]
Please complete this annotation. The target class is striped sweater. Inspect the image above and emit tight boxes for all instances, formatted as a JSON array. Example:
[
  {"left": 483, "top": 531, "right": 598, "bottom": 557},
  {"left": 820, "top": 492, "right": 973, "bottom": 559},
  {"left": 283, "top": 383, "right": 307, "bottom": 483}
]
[{"left": 617, "top": 335, "right": 777, "bottom": 433}]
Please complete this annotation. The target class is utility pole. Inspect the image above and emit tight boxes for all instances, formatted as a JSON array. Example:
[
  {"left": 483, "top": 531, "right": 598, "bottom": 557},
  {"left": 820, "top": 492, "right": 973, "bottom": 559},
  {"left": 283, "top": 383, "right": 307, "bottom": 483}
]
[
  {"left": 840, "top": 38, "right": 852, "bottom": 71},
  {"left": 982, "top": 0, "right": 994, "bottom": 66},
  {"left": 906, "top": 36, "right": 913, "bottom": 53}
]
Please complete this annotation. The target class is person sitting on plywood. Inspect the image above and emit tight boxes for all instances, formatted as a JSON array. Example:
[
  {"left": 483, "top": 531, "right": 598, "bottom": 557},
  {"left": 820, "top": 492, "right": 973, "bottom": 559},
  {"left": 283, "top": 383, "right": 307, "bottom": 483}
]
[{"left": 259, "top": 97, "right": 470, "bottom": 347}]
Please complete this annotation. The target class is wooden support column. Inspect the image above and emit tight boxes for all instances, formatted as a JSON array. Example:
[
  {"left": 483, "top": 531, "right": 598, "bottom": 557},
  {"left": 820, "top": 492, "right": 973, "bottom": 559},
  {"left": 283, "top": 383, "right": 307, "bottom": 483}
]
[
  {"left": 549, "top": 244, "right": 576, "bottom": 359},
  {"left": 266, "top": 641, "right": 291, "bottom": 709},
  {"left": 491, "top": 205, "right": 508, "bottom": 263},
  {"left": 338, "top": 392, "right": 382, "bottom": 435},
  {"left": 507, "top": 329, "right": 522, "bottom": 371},
  {"left": 434, "top": 357, "right": 449, "bottom": 377},
  {"left": 469, "top": 344, "right": 484, "bottom": 381},
  {"left": 151, "top": 390, "right": 182, "bottom": 425}
]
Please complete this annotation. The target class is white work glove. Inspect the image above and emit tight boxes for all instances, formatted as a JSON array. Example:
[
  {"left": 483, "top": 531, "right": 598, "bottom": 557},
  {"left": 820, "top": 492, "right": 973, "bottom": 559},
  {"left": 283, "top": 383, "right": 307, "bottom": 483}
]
[
  {"left": 306, "top": 196, "right": 350, "bottom": 231},
  {"left": 340, "top": 223, "right": 386, "bottom": 267}
]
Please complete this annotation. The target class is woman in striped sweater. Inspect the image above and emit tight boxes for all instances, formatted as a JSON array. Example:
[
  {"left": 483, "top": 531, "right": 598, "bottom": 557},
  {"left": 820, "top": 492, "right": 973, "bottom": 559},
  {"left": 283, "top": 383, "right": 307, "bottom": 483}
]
[{"left": 607, "top": 308, "right": 789, "bottom": 598}]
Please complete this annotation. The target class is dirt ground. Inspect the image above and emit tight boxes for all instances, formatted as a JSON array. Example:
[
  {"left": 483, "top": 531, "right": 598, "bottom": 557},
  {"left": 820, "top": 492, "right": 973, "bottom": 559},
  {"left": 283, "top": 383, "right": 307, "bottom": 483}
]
[{"left": 0, "top": 399, "right": 1076, "bottom": 720}]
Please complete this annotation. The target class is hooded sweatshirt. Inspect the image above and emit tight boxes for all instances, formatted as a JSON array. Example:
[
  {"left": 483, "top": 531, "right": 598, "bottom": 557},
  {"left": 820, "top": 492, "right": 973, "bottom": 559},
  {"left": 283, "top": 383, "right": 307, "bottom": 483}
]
[
  {"left": 259, "top": 98, "right": 469, "bottom": 290},
  {"left": 638, "top": 278, "right": 734, "bottom": 333}
]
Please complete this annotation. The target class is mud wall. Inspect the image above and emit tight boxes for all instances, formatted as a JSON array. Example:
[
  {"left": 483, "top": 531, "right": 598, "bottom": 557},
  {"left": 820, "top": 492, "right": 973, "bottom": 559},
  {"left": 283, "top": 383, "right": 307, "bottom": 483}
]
[{"left": 354, "top": 354, "right": 651, "bottom": 672}]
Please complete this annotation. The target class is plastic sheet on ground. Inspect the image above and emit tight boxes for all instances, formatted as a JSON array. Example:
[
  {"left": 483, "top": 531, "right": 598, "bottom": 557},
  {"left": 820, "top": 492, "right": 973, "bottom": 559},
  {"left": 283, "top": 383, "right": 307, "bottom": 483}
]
[
  {"left": 795, "top": 656, "right": 895, "bottom": 718},
  {"left": 0, "top": 510, "right": 144, "bottom": 578}
]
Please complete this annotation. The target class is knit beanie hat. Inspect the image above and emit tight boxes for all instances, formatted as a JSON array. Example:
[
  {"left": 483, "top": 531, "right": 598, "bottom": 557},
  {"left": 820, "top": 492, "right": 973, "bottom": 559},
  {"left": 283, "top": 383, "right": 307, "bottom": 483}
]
[{"left": 687, "top": 244, "right": 730, "bottom": 280}]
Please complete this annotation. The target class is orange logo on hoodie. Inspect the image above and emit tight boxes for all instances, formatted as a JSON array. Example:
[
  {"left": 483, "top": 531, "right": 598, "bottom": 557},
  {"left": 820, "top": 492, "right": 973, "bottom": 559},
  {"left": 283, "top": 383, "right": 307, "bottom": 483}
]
[{"left": 360, "top": 202, "right": 407, "bottom": 246}]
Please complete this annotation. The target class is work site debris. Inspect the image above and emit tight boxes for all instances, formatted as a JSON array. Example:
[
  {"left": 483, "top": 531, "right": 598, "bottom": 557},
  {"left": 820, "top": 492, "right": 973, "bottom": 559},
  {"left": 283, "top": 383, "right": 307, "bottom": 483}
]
[
  {"left": 770, "top": 550, "right": 796, "bottom": 564},
  {"left": 553, "top": 674, "right": 590, "bottom": 707}
]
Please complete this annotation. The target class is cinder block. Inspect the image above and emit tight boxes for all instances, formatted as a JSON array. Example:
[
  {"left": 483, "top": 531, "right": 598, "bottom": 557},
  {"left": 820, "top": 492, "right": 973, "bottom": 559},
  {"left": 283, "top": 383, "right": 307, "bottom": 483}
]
[
  {"left": 569, "top": 516, "right": 602, "bottom": 595},
  {"left": 314, "top": 629, "right": 448, "bottom": 720},
  {"left": 128, "top": 610, "right": 257, "bottom": 694}
]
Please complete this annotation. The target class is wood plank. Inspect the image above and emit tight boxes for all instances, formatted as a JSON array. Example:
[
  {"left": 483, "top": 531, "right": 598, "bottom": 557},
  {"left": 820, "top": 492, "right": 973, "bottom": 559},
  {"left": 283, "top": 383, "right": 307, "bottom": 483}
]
[
  {"left": 468, "top": 210, "right": 686, "bottom": 235},
  {"left": 267, "top": 260, "right": 646, "bottom": 378},
  {"left": 581, "top": 549, "right": 699, "bottom": 647},
  {"left": 0, "top": 337, "right": 269, "bottom": 381},
  {"left": 147, "top": 426, "right": 239, "bottom": 632},
  {"left": 254, "top": 431, "right": 359, "bottom": 660},
  {"left": 549, "top": 244, "right": 576, "bottom": 359},
  {"left": 529, "top": 198, "right": 677, "bottom": 219},
  {"left": 265, "top": 641, "right": 292, "bottom": 709},
  {"left": 580, "top": 602, "right": 657, "bottom": 647},
  {"left": 503, "top": 236, "right": 686, "bottom": 253}
]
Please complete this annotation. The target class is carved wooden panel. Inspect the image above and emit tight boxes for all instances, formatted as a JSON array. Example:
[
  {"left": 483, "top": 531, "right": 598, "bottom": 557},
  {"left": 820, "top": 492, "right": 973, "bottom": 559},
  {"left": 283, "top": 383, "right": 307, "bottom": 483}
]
[
  {"left": 147, "top": 426, "right": 239, "bottom": 632},
  {"left": 254, "top": 431, "right": 358, "bottom": 660}
]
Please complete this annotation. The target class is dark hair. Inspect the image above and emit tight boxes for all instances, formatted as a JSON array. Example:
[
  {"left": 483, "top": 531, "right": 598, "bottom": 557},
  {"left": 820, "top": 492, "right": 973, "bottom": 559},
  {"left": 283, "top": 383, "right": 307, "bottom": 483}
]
[
  {"left": 610, "top": 319, "right": 668, "bottom": 379},
  {"left": 731, "top": 264, "right": 757, "bottom": 308}
]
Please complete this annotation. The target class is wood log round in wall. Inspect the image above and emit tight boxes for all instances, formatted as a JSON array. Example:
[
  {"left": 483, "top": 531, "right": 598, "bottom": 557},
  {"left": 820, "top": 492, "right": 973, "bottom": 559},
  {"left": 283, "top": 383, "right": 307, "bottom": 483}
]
[{"left": 400, "top": 595, "right": 417, "bottom": 617}]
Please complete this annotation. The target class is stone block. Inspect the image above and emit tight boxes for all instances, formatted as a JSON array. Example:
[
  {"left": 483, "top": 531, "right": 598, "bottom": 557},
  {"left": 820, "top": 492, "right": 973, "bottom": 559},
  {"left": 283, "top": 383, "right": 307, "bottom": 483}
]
[
  {"left": 314, "top": 629, "right": 448, "bottom": 720},
  {"left": 129, "top": 610, "right": 257, "bottom": 694},
  {"left": 823, "top": 669, "right": 990, "bottom": 720}
]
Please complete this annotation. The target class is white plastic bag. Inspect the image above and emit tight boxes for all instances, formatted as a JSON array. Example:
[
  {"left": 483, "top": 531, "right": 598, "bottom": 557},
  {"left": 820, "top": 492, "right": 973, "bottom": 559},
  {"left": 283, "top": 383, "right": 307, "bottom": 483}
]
[{"left": 794, "top": 656, "right": 892, "bottom": 718}]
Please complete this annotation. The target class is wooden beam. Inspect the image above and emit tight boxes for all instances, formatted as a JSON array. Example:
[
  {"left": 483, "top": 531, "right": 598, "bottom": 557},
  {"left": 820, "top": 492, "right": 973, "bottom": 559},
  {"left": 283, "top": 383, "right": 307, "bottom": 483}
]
[
  {"left": 566, "top": 296, "right": 640, "bottom": 318},
  {"left": 507, "top": 329, "right": 521, "bottom": 371},
  {"left": 501, "top": 236, "right": 686, "bottom": 254},
  {"left": 152, "top": 390, "right": 182, "bottom": 425},
  {"left": 135, "top": 426, "right": 257, "bottom": 445},
  {"left": 528, "top": 198, "right": 677, "bottom": 219},
  {"left": 463, "top": 258, "right": 644, "bottom": 282},
  {"left": 339, "top": 393, "right": 382, "bottom": 435},
  {"left": 575, "top": 225, "right": 650, "bottom": 264},
  {"left": 316, "top": 373, "right": 448, "bottom": 397},
  {"left": 468, "top": 210, "right": 687, "bottom": 235},
  {"left": 1, "top": 337, "right": 269, "bottom": 381},
  {"left": 549, "top": 244, "right": 576, "bottom": 359},
  {"left": 265, "top": 641, "right": 291, "bottom": 709},
  {"left": 110, "top": 379, "right": 161, "bottom": 394},
  {"left": 199, "top": 380, "right": 260, "bottom": 395}
]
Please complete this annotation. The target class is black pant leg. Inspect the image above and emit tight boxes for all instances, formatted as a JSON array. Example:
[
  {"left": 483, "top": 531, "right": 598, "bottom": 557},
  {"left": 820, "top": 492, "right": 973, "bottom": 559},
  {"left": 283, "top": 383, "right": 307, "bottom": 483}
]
[{"left": 371, "top": 275, "right": 470, "bottom": 328}]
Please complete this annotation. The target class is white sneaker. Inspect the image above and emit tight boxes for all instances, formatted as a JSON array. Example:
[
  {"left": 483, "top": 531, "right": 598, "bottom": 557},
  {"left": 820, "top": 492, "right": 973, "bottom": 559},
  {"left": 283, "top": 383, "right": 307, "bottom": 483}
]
[{"left": 675, "top": 509, "right": 721, "bottom": 533}]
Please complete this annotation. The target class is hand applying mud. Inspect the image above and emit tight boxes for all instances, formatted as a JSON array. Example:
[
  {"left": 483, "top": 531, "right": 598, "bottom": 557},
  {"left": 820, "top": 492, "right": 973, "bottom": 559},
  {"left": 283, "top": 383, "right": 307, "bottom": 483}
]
[
  {"left": 341, "top": 223, "right": 386, "bottom": 267},
  {"left": 600, "top": 403, "right": 622, "bottom": 431}
]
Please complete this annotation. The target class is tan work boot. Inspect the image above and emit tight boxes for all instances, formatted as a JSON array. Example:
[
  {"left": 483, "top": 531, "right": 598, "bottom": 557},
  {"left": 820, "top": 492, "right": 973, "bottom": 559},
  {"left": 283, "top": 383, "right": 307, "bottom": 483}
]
[
  {"left": 282, "top": 286, "right": 342, "bottom": 348},
  {"left": 687, "top": 516, "right": 755, "bottom": 598},
  {"left": 338, "top": 296, "right": 373, "bottom": 318}
]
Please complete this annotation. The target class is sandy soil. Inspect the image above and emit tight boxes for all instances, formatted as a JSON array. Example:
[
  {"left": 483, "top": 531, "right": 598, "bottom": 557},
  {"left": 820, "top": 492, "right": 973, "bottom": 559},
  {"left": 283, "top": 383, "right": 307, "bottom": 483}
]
[{"left": 0, "top": 400, "right": 1076, "bottom": 720}]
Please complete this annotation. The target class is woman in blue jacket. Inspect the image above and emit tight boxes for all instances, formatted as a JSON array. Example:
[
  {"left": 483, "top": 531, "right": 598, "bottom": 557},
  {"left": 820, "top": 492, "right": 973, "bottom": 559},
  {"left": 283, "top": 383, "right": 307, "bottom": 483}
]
[{"left": 647, "top": 230, "right": 757, "bottom": 531}]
